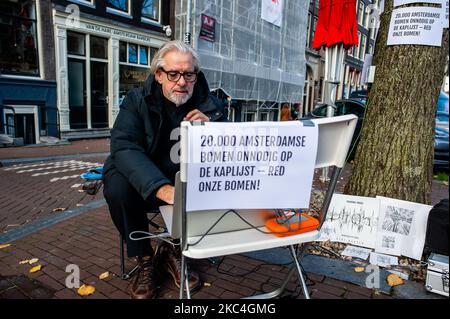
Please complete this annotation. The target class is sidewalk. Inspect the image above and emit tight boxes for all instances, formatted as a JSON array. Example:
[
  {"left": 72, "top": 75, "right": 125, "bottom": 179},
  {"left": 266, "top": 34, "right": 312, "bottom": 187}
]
[
  {"left": 0, "top": 139, "right": 110, "bottom": 162},
  {"left": 0, "top": 139, "right": 448, "bottom": 300}
]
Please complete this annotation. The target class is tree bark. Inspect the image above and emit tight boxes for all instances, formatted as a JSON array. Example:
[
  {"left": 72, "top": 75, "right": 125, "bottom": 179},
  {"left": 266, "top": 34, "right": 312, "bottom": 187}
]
[{"left": 344, "top": 0, "right": 449, "bottom": 204}]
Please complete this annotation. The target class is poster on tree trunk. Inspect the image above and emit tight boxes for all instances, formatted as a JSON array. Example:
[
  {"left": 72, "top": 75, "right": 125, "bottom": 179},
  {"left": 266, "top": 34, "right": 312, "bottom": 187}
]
[{"left": 387, "top": 6, "right": 444, "bottom": 46}]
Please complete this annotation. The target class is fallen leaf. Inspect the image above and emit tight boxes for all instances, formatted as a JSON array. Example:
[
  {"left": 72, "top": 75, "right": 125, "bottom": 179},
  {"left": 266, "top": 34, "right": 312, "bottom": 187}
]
[
  {"left": 203, "top": 282, "right": 211, "bottom": 287},
  {"left": 387, "top": 274, "right": 404, "bottom": 287},
  {"left": 28, "top": 258, "right": 39, "bottom": 264},
  {"left": 99, "top": 272, "right": 109, "bottom": 280},
  {"left": 52, "top": 207, "right": 67, "bottom": 212},
  {"left": 354, "top": 267, "right": 365, "bottom": 273},
  {"left": 77, "top": 284, "right": 96, "bottom": 296},
  {"left": 19, "top": 260, "right": 30, "bottom": 264},
  {"left": 0, "top": 244, "right": 11, "bottom": 249},
  {"left": 78, "top": 189, "right": 85, "bottom": 193},
  {"left": 29, "top": 265, "right": 42, "bottom": 273}
]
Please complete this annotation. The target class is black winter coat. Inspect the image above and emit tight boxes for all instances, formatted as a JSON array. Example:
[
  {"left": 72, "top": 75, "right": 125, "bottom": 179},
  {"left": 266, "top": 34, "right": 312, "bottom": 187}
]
[{"left": 103, "top": 71, "right": 227, "bottom": 201}]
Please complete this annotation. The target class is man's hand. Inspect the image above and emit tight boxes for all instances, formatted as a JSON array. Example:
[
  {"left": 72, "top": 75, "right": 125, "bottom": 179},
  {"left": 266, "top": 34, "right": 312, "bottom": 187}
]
[
  {"left": 183, "top": 109, "right": 210, "bottom": 122},
  {"left": 155, "top": 184, "right": 175, "bottom": 205}
]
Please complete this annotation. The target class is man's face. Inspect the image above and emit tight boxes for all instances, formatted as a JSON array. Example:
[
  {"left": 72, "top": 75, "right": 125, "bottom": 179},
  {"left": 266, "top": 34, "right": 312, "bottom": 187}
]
[{"left": 155, "top": 51, "right": 196, "bottom": 106}]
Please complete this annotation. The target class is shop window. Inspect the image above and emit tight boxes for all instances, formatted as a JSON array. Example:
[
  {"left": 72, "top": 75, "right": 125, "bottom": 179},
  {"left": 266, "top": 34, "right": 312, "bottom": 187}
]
[
  {"left": 139, "top": 46, "right": 148, "bottom": 65},
  {"left": 128, "top": 44, "right": 137, "bottom": 64},
  {"left": 67, "top": 31, "right": 86, "bottom": 56},
  {"left": 142, "top": 0, "right": 161, "bottom": 23},
  {"left": 119, "top": 41, "right": 127, "bottom": 62},
  {"left": 90, "top": 36, "right": 108, "bottom": 59},
  {"left": 0, "top": 0, "right": 39, "bottom": 76},
  {"left": 119, "top": 65, "right": 151, "bottom": 102},
  {"left": 119, "top": 42, "right": 156, "bottom": 102}
]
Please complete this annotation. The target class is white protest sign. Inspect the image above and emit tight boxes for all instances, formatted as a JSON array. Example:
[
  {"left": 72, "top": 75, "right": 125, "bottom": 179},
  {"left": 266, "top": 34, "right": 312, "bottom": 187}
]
[
  {"left": 261, "top": 0, "right": 284, "bottom": 27},
  {"left": 394, "top": 0, "right": 443, "bottom": 6},
  {"left": 185, "top": 121, "right": 318, "bottom": 211},
  {"left": 387, "top": 6, "right": 443, "bottom": 46},
  {"left": 443, "top": 0, "right": 449, "bottom": 28}
]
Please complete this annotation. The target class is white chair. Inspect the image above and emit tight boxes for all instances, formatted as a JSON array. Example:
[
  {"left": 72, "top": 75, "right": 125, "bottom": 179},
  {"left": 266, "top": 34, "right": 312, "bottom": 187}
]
[{"left": 177, "top": 115, "right": 357, "bottom": 299}]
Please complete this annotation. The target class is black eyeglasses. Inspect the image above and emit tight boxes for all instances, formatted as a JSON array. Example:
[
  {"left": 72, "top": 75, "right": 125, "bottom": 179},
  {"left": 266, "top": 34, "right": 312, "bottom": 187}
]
[{"left": 159, "top": 68, "right": 198, "bottom": 83}]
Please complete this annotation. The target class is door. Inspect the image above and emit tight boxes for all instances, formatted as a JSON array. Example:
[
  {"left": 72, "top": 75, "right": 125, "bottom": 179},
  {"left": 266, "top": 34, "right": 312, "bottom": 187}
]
[
  {"left": 90, "top": 61, "right": 109, "bottom": 128},
  {"left": 68, "top": 58, "right": 87, "bottom": 129},
  {"left": 14, "top": 114, "right": 36, "bottom": 144}
]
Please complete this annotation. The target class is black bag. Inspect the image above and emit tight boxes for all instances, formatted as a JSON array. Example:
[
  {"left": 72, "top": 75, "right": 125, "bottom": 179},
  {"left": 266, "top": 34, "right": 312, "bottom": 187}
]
[{"left": 423, "top": 198, "right": 449, "bottom": 257}]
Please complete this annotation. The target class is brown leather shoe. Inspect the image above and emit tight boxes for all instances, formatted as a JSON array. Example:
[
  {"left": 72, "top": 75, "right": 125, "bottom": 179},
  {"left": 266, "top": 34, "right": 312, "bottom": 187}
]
[
  {"left": 158, "top": 243, "right": 202, "bottom": 293},
  {"left": 129, "top": 256, "right": 158, "bottom": 299}
]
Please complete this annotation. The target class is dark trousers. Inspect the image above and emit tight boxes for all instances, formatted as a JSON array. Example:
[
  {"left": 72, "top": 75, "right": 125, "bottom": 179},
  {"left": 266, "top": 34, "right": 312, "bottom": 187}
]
[{"left": 103, "top": 168, "right": 164, "bottom": 258}]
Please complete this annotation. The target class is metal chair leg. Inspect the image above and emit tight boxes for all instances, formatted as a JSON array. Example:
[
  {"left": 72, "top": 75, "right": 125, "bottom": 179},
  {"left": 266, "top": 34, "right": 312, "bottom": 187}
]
[
  {"left": 289, "top": 245, "right": 310, "bottom": 299},
  {"left": 244, "top": 244, "right": 310, "bottom": 299},
  {"left": 120, "top": 235, "right": 139, "bottom": 280},
  {"left": 180, "top": 254, "right": 186, "bottom": 299}
]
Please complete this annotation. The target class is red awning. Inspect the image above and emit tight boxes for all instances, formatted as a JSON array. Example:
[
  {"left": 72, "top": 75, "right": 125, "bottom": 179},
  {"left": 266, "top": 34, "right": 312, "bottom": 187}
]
[{"left": 312, "top": 0, "right": 358, "bottom": 50}]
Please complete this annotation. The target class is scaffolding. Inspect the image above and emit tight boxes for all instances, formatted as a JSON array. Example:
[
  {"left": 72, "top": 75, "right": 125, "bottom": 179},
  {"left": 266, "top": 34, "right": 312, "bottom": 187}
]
[{"left": 175, "top": 0, "right": 308, "bottom": 116}]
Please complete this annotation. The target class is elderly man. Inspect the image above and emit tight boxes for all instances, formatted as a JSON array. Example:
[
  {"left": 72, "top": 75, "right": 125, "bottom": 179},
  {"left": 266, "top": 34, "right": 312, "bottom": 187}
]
[{"left": 103, "top": 40, "right": 226, "bottom": 299}]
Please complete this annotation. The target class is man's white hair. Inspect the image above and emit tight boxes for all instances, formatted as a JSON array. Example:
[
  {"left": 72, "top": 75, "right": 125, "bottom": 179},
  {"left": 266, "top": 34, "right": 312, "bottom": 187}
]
[{"left": 150, "top": 40, "right": 200, "bottom": 74}]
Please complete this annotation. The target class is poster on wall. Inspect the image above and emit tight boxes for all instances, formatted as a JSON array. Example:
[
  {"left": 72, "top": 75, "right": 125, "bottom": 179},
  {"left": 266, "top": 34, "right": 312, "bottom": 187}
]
[
  {"left": 387, "top": 6, "right": 444, "bottom": 46},
  {"left": 199, "top": 14, "right": 216, "bottom": 42},
  {"left": 261, "top": 0, "right": 284, "bottom": 27}
]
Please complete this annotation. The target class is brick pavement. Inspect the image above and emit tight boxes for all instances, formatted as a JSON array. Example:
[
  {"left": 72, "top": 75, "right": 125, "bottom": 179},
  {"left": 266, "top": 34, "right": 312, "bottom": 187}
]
[
  {"left": 0, "top": 156, "right": 107, "bottom": 234},
  {"left": 0, "top": 139, "right": 110, "bottom": 161},
  {"left": 0, "top": 206, "right": 392, "bottom": 299}
]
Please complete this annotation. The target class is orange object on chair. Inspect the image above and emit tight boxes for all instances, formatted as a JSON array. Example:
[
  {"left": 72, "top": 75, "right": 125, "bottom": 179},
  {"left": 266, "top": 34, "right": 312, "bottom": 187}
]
[{"left": 265, "top": 212, "right": 320, "bottom": 237}]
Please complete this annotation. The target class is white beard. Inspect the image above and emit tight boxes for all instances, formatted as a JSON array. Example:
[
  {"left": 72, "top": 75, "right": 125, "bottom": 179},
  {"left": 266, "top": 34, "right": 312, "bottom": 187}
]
[{"left": 168, "top": 91, "right": 193, "bottom": 107}]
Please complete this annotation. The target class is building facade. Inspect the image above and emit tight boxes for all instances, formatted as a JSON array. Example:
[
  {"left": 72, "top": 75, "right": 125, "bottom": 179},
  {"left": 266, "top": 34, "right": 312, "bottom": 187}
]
[
  {"left": 0, "top": 0, "right": 57, "bottom": 144},
  {"left": 52, "top": 0, "right": 173, "bottom": 140},
  {"left": 1, "top": 0, "right": 174, "bottom": 144}
]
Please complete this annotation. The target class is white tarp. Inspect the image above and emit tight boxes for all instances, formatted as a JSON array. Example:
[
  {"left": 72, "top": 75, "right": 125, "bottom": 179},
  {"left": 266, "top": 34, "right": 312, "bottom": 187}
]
[
  {"left": 261, "top": 0, "right": 284, "bottom": 27},
  {"left": 185, "top": 121, "right": 318, "bottom": 211}
]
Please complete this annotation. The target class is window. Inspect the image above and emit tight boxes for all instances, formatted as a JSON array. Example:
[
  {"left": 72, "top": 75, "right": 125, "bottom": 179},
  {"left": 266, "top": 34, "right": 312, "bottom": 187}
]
[
  {"left": 306, "top": 13, "right": 311, "bottom": 47},
  {"left": 119, "top": 41, "right": 127, "bottom": 62},
  {"left": 119, "top": 41, "right": 154, "bottom": 65},
  {"left": 67, "top": 32, "right": 86, "bottom": 56},
  {"left": 139, "top": 46, "right": 148, "bottom": 65},
  {"left": 68, "top": 0, "right": 95, "bottom": 8},
  {"left": 0, "top": 0, "right": 39, "bottom": 76},
  {"left": 358, "top": 1, "right": 364, "bottom": 25},
  {"left": 90, "top": 36, "right": 108, "bottom": 59},
  {"left": 128, "top": 44, "right": 137, "bottom": 64},
  {"left": 107, "top": 0, "right": 131, "bottom": 17},
  {"left": 119, "top": 41, "right": 157, "bottom": 100},
  {"left": 142, "top": 0, "right": 161, "bottom": 24},
  {"left": 359, "top": 34, "right": 367, "bottom": 60}
]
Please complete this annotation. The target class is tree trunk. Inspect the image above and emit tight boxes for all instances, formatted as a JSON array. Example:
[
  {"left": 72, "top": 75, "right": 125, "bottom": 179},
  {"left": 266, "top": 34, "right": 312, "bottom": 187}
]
[{"left": 344, "top": 0, "right": 449, "bottom": 204}]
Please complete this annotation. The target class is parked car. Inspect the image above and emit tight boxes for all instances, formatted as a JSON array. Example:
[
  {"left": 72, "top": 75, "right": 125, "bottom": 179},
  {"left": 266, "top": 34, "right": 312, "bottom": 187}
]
[
  {"left": 301, "top": 99, "right": 366, "bottom": 159},
  {"left": 436, "top": 111, "right": 449, "bottom": 133},
  {"left": 349, "top": 89, "right": 368, "bottom": 103},
  {"left": 434, "top": 126, "right": 449, "bottom": 170},
  {"left": 302, "top": 99, "right": 449, "bottom": 168}
]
